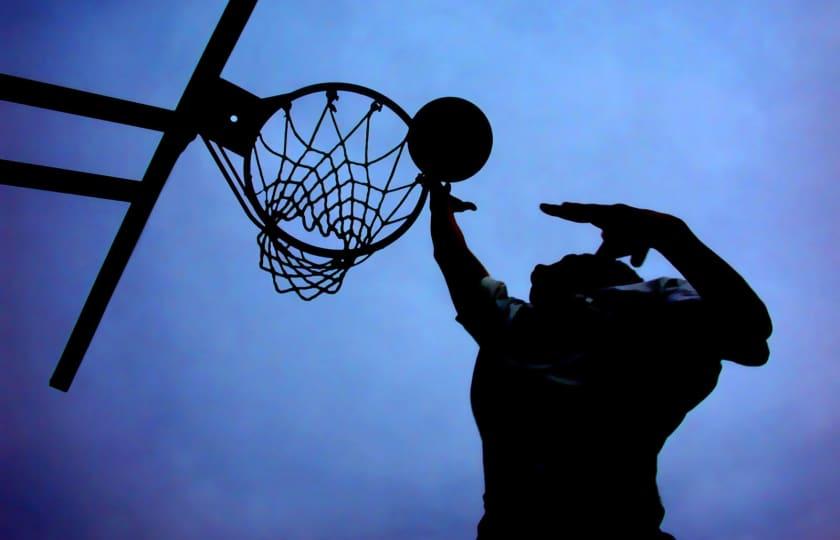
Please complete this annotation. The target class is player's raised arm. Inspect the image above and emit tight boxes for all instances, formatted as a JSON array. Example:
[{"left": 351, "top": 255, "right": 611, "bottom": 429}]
[
  {"left": 427, "top": 179, "right": 489, "bottom": 316},
  {"left": 542, "top": 202, "right": 773, "bottom": 365}
]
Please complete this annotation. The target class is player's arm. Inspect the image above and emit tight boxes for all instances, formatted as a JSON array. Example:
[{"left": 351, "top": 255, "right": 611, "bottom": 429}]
[
  {"left": 653, "top": 222, "right": 771, "bottom": 364},
  {"left": 542, "top": 202, "right": 772, "bottom": 366},
  {"left": 427, "top": 180, "right": 489, "bottom": 317}
]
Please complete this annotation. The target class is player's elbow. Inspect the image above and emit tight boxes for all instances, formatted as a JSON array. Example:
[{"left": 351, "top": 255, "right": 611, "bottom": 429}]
[
  {"left": 751, "top": 340, "right": 770, "bottom": 366},
  {"left": 753, "top": 303, "right": 773, "bottom": 341},
  {"left": 723, "top": 339, "right": 770, "bottom": 366},
  {"left": 762, "top": 317, "right": 773, "bottom": 342},
  {"left": 715, "top": 295, "right": 773, "bottom": 340},
  {"left": 721, "top": 305, "right": 773, "bottom": 365}
]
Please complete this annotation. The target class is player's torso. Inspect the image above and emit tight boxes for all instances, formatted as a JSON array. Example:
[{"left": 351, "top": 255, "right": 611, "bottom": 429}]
[{"left": 469, "top": 341, "right": 719, "bottom": 534}]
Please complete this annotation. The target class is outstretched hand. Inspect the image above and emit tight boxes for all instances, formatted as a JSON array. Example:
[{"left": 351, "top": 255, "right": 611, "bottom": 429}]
[
  {"left": 540, "top": 202, "right": 683, "bottom": 267},
  {"left": 422, "top": 175, "right": 477, "bottom": 214}
]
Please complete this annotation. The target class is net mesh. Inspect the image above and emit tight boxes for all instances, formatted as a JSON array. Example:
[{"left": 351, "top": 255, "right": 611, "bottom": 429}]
[{"left": 208, "top": 88, "right": 425, "bottom": 300}]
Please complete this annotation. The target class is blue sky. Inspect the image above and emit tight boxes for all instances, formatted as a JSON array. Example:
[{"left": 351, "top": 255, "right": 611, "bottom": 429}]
[{"left": 1, "top": 1, "right": 837, "bottom": 539}]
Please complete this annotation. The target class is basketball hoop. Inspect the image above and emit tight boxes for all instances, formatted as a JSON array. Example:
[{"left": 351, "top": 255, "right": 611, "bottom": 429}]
[
  {"left": 201, "top": 80, "right": 492, "bottom": 300},
  {"left": 201, "top": 82, "right": 427, "bottom": 300}
]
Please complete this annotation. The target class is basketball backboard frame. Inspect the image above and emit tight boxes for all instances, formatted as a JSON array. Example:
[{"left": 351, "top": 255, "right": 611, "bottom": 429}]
[{"left": 0, "top": 0, "right": 258, "bottom": 391}]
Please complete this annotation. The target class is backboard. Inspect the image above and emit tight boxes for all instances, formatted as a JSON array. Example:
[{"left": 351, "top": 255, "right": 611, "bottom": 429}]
[{"left": 1, "top": 1, "right": 258, "bottom": 391}]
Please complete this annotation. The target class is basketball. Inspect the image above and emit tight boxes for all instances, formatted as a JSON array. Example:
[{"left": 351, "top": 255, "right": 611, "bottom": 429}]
[{"left": 407, "top": 96, "right": 493, "bottom": 182}]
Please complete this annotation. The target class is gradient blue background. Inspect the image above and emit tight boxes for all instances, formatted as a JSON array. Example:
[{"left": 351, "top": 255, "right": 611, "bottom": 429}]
[{"left": 2, "top": 1, "right": 837, "bottom": 539}]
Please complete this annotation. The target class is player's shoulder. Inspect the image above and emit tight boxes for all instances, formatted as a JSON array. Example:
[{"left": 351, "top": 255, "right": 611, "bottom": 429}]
[
  {"left": 455, "top": 275, "right": 529, "bottom": 343},
  {"left": 479, "top": 275, "right": 530, "bottom": 317},
  {"left": 479, "top": 276, "right": 510, "bottom": 300}
]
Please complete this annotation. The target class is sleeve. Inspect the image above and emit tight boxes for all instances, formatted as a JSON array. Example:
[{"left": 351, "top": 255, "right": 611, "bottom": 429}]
[
  {"left": 657, "top": 277, "right": 706, "bottom": 323},
  {"left": 653, "top": 278, "right": 767, "bottom": 364},
  {"left": 590, "top": 277, "right": 720, "bottom": 361},
  {"left": 658, "top": 277, "right": 700, "bottom": 303},
  {"left": 455, "top": 276, "right": 526, "bottom": 346},
  {"left": 643, "top": 278, "right": 727, "bottom": 361}
]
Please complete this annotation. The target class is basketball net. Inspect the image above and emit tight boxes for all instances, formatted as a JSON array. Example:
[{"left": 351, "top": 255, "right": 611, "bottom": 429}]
[{"left": 202, "top": 85, "right": 426, "bottom": 300}]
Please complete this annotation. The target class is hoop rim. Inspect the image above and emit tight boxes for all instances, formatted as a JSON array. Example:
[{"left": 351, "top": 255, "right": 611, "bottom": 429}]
[{"left": 241, "top": 82, "right": 427, "bottom": 260}]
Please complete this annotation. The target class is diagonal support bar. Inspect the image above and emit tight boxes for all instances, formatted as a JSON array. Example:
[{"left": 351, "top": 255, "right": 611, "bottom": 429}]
[
  {"left": 0, "top": 159, "right": 141, "bottom": 202},
  {"left": 48, "top": 0, "right": 258, "bottom": 391},
  {"left": 0, "top": 73, "right": 177, "bottom": 132}
]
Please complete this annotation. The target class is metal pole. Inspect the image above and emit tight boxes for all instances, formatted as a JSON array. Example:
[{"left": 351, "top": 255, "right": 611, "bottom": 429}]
[
  {"left": 0, "top": 73, "right": 176, "bottom": 132},
  {"left": 49, "top": 0, "right": 259, "bottom": 391},
  {"left": 0, "top": 159, "right": 141, "bottom": 202}
]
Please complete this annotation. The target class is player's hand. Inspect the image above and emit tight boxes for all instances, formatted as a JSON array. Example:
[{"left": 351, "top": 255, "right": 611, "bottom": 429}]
[
  {"left": 448, "top": 195, "right": 477, "bottom": 213},
  {"left": 539, "top": 202, "right": 684, "bottom": 267},
  {"left": 422, "top": 174, "right": 477, "bottom": 214}
]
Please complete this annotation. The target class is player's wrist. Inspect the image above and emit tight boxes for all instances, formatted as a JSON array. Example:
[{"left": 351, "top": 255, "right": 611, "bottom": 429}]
[
  {"left": 428, "top": 193, "right": 451, "bottom": 217},
  {"left": 652, "top": 217, "right": 691, "bottom": 253}
]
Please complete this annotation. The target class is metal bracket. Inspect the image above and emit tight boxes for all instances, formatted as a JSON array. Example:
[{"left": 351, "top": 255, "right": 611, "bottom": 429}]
[{"left": 191, "top": 78, "right": 271, "bottom": 157}]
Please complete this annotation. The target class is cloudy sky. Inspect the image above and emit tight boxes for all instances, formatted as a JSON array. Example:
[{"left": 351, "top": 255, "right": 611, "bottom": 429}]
[{"left": 1, "top": 1, "right": 837, "bottom": 539}]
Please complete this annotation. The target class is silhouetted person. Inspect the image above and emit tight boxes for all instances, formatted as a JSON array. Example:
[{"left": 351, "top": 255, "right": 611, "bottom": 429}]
[{"left": 427, "top": 182, "right": 772, "bottom": 539}]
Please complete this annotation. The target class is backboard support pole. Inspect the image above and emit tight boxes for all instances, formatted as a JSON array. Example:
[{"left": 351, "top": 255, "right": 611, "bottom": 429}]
[
  {"left": 45, "top": 0, "right": 258, "bottom": 391},
  {"left": 0, "top": 73, "right": 177, "bottom": 132},
  {"left": 0, "top": 159, "right": 142, "bottom": 202}
]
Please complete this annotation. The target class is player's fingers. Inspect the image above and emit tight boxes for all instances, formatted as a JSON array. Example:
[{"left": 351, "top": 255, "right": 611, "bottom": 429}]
[
  {"left": 596, "top": 229, "right": 637, "bottom": 259},
  {"left": 540, "top": 202, "right": 609, "bottom": 226},
  {"left": 595, "top": 240, "right": 613, "bottom": 257},
  {"left": 448, "top": 195, "right": 477, "bottom": 213},
  {"left": 630, "top": 246, "right": 650, "bottom": 268}
]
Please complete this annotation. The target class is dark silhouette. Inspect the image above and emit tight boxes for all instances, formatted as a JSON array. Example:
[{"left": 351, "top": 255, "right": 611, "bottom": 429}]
[{"left": 428, "top": 182, "right": 772, "bottom": 539}]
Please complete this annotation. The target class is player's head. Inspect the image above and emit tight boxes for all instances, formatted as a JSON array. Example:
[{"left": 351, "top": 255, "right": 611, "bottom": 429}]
[{"left": 529, "top": 253, "right": 642, "bottom": 308}]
